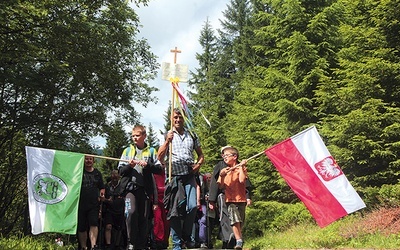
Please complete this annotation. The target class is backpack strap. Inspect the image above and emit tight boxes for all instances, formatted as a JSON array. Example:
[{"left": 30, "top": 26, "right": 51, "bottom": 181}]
[
  {"left": 189, "top": 132, "right": 198, "bottom": 150},
  {"left": 125, "top": 145, "right": 136, "bottom": 158}
]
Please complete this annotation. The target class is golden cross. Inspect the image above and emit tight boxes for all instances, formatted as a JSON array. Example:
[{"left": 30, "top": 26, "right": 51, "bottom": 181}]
[{"left": 170, "top": 46, "right": 181, "bottom": 64}]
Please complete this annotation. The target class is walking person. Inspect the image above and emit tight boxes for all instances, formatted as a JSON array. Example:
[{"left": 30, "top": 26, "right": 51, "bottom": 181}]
[
  {"left": 158, "top": 108, "right": 205, "bottom": 250},
  {"left": 208, "top": 146, "right": 252, "bottom": 249},
  {"left": 193, "top": 172, "right": 211, "bottom": 248},
  {"left": 118, "top": 125, "right": 163, "bottom": 250},
  {"left": 103, "top": 170, "right": 125, "bottom": 250},
  {"left": 77, "top": 155, "right": 105, "bottom": 250},
  {"left": 151, "top": 164, "right": 169, "bottom": 249},
  {"left": 217, "top": 146, "right": 248, "bottom": 250}
]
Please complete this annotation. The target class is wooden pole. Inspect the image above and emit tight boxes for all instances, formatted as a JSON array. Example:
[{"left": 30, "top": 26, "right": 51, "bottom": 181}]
[
  {"left": 169, "top": 84, "right": 175, "bottom": 182},
  {"left": 168, "top": 46, "right": 182, "bottom": 182},
  {"left": 84, "top": 154, "right": 129, "bottom": 162},
  {"left": 227, "top": 150, "right": 265, "bottom": 172}
]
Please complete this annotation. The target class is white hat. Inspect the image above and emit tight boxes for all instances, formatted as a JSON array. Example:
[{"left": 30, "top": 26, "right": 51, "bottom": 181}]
[{"left": 220, "top": 145, "right": 233, "bottom": 153}]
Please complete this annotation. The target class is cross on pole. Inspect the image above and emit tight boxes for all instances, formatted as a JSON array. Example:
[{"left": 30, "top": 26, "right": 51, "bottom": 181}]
[
  {"left": 170, "top": 46, "right": 181, "bottom": 64},
  {"left": 162, "top": 46, "right": 188, "bottom": 82}
]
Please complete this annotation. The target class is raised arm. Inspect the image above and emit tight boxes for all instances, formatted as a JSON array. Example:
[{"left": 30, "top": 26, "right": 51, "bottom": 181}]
[{"left": 157, "top": 131, "right": 173, "bottom": 162}]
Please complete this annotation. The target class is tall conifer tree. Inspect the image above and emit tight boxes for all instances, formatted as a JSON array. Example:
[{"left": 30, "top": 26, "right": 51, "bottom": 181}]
[
  {"left": 317, "top": 0, "right": 400, "bottom": 187},
  {"left": 189, "top": 19, "right": 223, "bottom": 168}
]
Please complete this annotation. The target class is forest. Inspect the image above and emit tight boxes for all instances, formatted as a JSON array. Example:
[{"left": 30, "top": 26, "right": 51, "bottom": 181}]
[{"left": 1, "top": 0, "right": 399, "bottom": 240}]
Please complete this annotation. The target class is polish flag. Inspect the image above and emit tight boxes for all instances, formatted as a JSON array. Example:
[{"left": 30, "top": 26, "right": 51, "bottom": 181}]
[{"left": 265, "top": 126, "right": 366, "bottom": 227}]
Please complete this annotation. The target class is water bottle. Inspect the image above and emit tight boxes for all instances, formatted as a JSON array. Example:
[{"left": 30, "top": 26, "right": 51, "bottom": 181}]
[{"left": 125, "top": 198, "right": 131, "bottom": 217}]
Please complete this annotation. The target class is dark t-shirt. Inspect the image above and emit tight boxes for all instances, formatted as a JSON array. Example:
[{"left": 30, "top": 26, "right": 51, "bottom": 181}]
[
  {"left": 105, "top": 182, "right": 125, "bottom": 215},
  {"left": 80, "top": 168, "right": 105, "bottom": 209}
]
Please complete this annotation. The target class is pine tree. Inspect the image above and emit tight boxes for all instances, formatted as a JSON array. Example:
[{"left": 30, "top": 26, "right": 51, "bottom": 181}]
[
  {"left": 189, "top": 19, "right": 225, "bottom": 168},
  {"left": 146, "top": 123, "right": 160, "bottom": 148},
  {"left": 225, "top": 0, "right": 341, "bottom": 201},
  {"left": 317, "top": 0, "right": 400, "bottom": 187},
  {"left": 97, "top": 116, "right": 130, "bottom": 174}
]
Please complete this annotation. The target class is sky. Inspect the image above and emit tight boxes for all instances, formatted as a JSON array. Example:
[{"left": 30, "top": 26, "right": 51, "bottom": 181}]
[{"left": 92, "top": 0, "right": 229, "bottom": 148}]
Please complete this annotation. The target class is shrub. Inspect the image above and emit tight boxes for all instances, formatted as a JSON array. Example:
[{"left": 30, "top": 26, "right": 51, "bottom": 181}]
[
  {"left": 378, "top": 184, "right": 400, "bottom": 207},
  {"left": 358, "top": 186, "right": 380, "bottom": 209},
  {"left": 360, "top": 183, "right": 400, "bottom": 210},
  {"left": 0, "top": 234, "right": 76, "bottom": 250},
  {"left": 244, "top": 201, "right": 313, "bottom": 238},
  {"left": 270, "top": 202, "right": 313, "bottom": 230}
]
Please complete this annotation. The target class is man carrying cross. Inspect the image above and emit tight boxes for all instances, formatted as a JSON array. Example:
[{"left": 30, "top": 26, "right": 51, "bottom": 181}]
[{"left": 158, "top": 108, "right": 205, "bottom": 250}]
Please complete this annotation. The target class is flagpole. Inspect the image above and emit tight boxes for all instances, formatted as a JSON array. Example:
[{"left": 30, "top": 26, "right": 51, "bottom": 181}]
[
  {"left": 166, "top": 46, "right": 184, "bottom": 182},
  {"left": 84, "top": 154, "right": 129, "bottom": 163},
  {"left": 245, "top": 150, "right": 265, "bottom": 161},
  {"left": 227, "top": 150, "right": 265, "bottom": 172},
  {"left": 168, "top": 81, "right": 175, "bottom": 182}
]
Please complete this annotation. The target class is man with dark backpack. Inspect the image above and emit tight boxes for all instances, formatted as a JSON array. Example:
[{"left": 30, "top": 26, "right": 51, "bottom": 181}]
[{"left": 118, "top": 125, "right": 163, "bottom": 250}]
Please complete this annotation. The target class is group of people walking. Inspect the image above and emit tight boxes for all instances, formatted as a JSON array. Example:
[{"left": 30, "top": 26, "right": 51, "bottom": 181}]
[{"left": 77, "top": 108, "right": 252, "bottom": 250}]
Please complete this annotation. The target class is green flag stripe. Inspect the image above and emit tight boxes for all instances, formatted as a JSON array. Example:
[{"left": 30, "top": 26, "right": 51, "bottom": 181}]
[{"left": 43, "top": 150, "right": 84, "bottom": 234}]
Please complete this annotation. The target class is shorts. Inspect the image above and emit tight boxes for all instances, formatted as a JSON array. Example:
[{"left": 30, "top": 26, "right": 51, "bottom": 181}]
[
  {"left": 104, "top": 212, "right": 124, "bottom": 230},
  {"left": 227, "top": 202, "right": 246, "bottom": 226},
  {"left": 77, "top": 205, "right": 99, "bottom": 232}
]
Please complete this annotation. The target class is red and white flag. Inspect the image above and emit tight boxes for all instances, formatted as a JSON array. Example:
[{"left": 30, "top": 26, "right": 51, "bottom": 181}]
[{"left": 265, "top": 126, "right": 365, "bottom": 227}]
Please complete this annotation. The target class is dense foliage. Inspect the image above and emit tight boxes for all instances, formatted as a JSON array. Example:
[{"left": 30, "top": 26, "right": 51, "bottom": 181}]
[
  {"left": 0, "top": 0, "right": 158, "bottom": 235},
  {"left": 190, "top": 0, "right": 400, "bottom": 203}
]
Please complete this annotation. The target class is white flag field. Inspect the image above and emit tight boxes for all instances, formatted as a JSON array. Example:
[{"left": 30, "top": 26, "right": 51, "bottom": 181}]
[{"left": 26, "top": 146, "right": 84, "bottom": 235}]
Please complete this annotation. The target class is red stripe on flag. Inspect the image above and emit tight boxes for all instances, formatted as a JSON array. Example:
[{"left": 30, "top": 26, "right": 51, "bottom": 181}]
[{"left": 265, "top": 139, "right": 348, "bottom": 227}]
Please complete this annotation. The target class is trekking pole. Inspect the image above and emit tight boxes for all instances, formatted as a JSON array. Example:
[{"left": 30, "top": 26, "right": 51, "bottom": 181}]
[
  {"left": 98, "top": 200, "right": 104, "bottom": 248},
  {"left": 206, "top": 198, "right": 211, "bottom": 248}
]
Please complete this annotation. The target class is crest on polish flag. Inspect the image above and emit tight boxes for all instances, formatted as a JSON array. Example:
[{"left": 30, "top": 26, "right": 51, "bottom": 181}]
[{"left": 314, "top": 156, "right": 343, "bottom": 181}]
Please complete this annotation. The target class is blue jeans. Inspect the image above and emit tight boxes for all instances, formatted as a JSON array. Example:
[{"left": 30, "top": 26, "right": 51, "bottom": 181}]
[{"left": 170, "top": 176, "right": 197, "bottom": 250}]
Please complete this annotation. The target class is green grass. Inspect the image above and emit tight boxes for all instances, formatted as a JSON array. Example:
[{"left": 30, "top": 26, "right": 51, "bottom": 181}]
[
  {"left": 0, "top": 234, "right": 76, "bottom": 250},
  {"left": 245, "top": 215, "right": 400, "bottom": 249},
  {"left": 3, "top": 208, "right": 400, "bottom": 249}
]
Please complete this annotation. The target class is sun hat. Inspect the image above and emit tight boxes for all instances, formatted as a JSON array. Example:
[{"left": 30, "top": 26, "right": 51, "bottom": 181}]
[{"left": 220, "top": 145, "right": 233, "bottom": 154}]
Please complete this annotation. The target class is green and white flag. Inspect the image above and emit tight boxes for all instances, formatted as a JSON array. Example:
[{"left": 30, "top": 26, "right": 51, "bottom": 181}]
[{"left": 26, "top": 146, "right": 84, "bottom": 235}]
